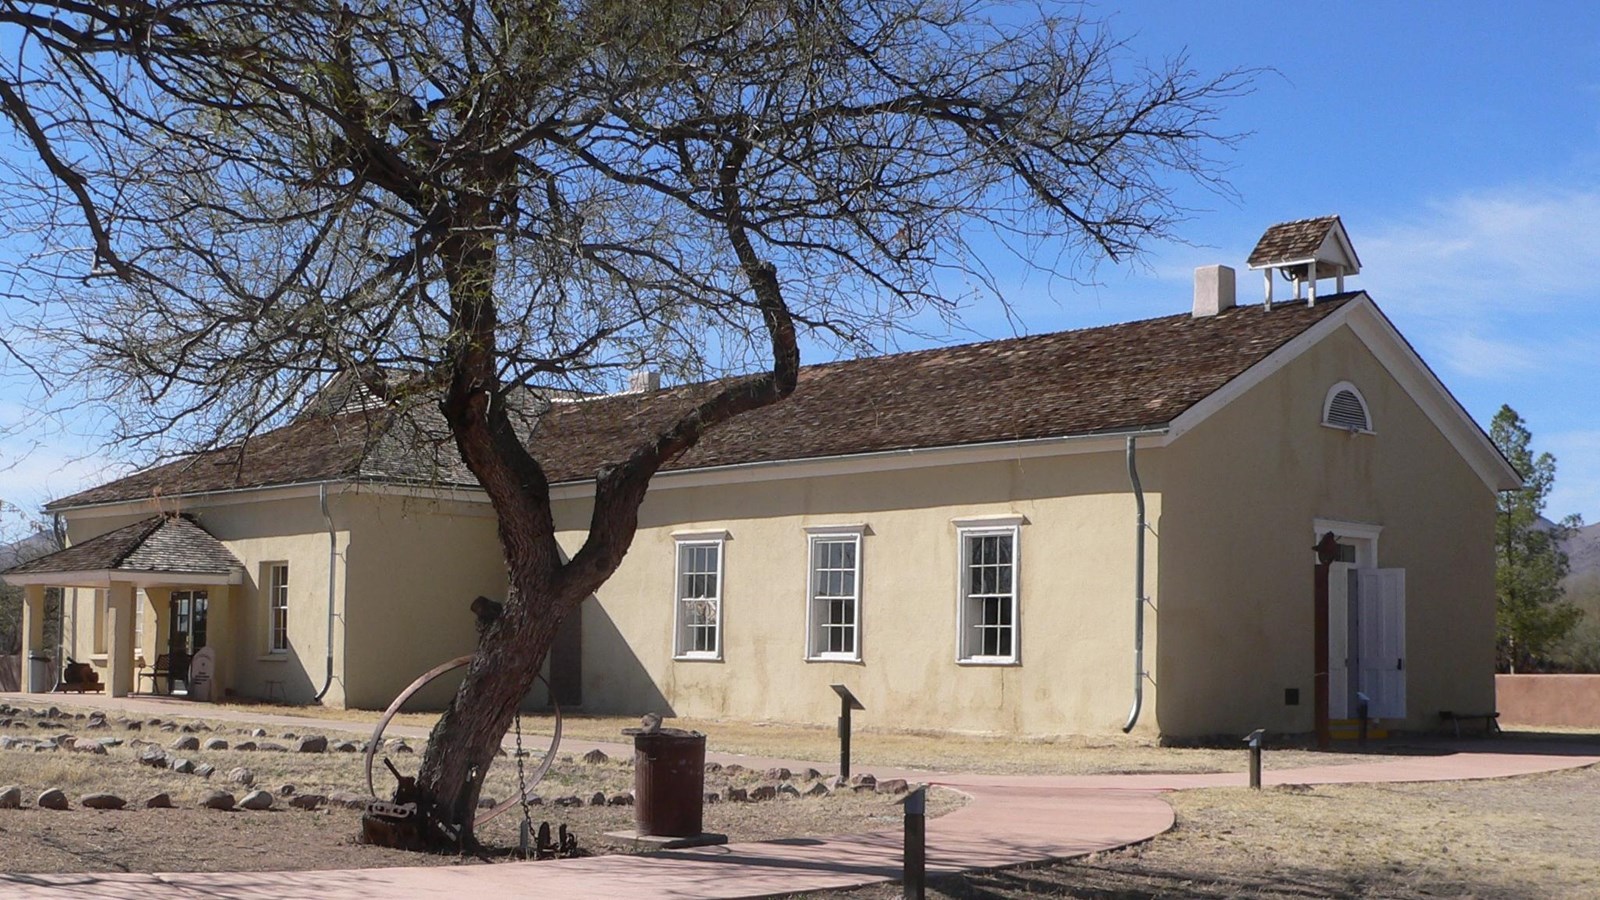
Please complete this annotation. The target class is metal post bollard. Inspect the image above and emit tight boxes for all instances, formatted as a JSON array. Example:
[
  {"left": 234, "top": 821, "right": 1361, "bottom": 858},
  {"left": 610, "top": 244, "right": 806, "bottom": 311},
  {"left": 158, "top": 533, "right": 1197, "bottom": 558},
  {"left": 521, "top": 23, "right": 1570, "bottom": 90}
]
[
  {"left": 1244, "top": 728, "right": 1265, "bottom": 789},
  {"left": 840, "top": 707, "right": 851, "bottom": 780},
  {"left": 1357, "top": 692, "right": 1371, "bottom": 747},
  {"left": 831, "top": 684, "right": 864, "bottom": 780},
  {"left": 902, "top": 784, "right": 926, "bottom": 899}
]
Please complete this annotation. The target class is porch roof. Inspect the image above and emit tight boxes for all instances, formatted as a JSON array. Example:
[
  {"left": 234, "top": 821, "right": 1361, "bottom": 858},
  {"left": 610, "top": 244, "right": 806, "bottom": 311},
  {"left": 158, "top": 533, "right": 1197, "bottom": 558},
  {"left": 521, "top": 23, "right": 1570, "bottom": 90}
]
[{"left": 0, "top": 514, "right": 244, "bottom": 587}]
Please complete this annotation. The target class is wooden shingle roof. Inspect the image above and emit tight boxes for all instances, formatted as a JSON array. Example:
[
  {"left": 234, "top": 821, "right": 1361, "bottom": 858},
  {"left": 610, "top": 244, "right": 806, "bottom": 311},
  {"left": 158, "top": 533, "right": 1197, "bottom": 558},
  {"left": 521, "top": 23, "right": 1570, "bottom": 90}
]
[
  {"left": 49, "top": 296, "right": 1357, "bottom": 509},
  {"left": 1248, "top": 216, "right": 1340, "bottom": 266},
  {"left": 2, "top": 514, "right": 242, "bottom": 577},
  {"left": 1247, "top": 215, "right": 1359, "bottom": 270}
]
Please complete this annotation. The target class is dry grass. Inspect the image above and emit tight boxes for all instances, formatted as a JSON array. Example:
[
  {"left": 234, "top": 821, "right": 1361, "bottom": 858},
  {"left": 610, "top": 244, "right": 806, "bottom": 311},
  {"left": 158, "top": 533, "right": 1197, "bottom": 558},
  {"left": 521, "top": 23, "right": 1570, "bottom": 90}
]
[
  {"left": 0, "top": 703, "right": 962, "bottom": 873},
  {"left": 460, "top": 713, "right": 1424, "bottom": 777},
  {"left": 47, "top": 698, "right": 1424, "bottom": 776},
  {"left": 820, "top": 756, "right": 1600, "bottom": 900},
  {"left": 16, "top": 697, "right": 1600, "bottom": 895}
]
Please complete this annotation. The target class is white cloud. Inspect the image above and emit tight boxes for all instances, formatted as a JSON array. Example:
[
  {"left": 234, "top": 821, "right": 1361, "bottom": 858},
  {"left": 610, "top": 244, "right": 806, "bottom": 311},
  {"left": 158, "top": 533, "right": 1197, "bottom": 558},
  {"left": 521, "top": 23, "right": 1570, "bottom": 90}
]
[
  {"left": 0, "top": 437, "right": 129, "bottom": 520},
  {"left": 1430, "top": 330, "right": 1546, "bottom": 380},
  {"left": 1359, "top": 187, "right": 1600, "bottom": 316},
  {"left": 1424, "top": 328, "right": 1600, "bottom": 383}
]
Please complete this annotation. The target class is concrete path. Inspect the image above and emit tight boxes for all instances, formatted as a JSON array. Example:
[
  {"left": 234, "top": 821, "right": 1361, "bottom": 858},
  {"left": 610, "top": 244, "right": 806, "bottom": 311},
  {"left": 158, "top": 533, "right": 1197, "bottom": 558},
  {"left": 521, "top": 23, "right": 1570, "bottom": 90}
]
[{"left": 3, "top": 692, "right": 1597, "bottom": 899}]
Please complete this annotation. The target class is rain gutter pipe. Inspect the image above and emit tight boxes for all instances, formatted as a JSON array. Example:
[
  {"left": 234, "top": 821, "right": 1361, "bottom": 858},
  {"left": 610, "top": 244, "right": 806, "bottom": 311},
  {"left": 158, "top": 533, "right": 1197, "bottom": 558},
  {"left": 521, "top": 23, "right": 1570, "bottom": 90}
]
[
  {"left": 312, "top": 483, "right": 337, "bottom": 702},
  {"left": 53, "top": 513, "right": 66, "bottom": 690},
  {"left": 1122, "top": 435, "right": 1148, "bottom": 733}
]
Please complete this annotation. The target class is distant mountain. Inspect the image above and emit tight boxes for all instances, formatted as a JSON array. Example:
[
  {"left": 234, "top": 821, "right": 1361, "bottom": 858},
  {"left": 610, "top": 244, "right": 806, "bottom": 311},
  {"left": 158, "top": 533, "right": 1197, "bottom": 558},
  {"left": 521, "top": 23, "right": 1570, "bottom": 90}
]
[
  {"left": 1561, "top": 522, "right": 1600, "bottom": 624},
  {"left": 0, "top": 531, "right": 57, "bottom": 573},
  {"left": 1561, "top": 521, "right": 1600, "bottom": 586}
]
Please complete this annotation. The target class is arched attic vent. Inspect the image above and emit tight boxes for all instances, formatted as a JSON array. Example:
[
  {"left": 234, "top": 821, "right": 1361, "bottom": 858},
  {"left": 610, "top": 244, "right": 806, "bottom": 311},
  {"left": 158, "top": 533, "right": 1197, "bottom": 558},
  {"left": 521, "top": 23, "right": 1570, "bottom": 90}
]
[
  {"left": 1247, "top": 216, "right": 1361, "bottom": 309},
  {"left": 1322, "top": 381, "right": 1372, "bottom": 433}
]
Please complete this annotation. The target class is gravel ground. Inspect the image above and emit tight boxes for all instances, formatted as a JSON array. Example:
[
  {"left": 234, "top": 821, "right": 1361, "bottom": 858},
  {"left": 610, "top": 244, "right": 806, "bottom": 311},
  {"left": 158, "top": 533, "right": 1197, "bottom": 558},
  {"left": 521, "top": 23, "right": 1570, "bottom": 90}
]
[{"left": 0, "top": 702, "right": 962, "bottom": 873}]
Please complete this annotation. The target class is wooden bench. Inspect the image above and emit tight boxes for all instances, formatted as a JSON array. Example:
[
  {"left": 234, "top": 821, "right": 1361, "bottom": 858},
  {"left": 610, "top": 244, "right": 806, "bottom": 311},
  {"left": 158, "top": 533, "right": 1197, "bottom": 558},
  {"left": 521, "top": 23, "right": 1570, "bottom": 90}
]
[
  {"left": 1440, "top": 710, "right": 1501, "bottom": 738},
  {"left": 56, "top": 661, "right": 103, "bottom": 693},
  {"left": 139, "top": 654, "right": 176, "bottom": 695},
  {"left": 54, "top": 679, "right": 104, "bottom": 694}
]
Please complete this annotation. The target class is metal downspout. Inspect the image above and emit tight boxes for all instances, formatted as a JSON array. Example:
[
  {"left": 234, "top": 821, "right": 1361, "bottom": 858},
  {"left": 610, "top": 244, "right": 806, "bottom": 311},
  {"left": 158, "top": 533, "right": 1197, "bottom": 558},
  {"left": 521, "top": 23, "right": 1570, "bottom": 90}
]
[
  {"left": 312, "top": 483, "right": 337, "bottom": 702},
  {"left": 52, "top": 513, "right": 66, "bottom": 690},
  {"left": 1122, "top": 436, "right": 1148, "bottom": 733}
]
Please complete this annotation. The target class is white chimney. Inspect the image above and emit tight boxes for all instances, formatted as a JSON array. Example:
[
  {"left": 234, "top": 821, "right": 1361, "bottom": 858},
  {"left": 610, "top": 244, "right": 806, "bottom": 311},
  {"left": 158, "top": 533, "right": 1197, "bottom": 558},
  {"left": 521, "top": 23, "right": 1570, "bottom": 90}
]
[
  {"left": 628, "top": 370, "right": 661, "bottom": 393},
  {"left": 1193, "top": 264, "right": 1236, "bottom": 317}
]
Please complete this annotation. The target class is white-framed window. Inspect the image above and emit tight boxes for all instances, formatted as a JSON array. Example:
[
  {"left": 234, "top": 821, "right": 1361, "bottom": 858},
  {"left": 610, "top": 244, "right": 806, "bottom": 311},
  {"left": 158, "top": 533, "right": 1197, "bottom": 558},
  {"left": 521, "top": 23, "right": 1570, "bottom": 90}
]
[
  {"left": 806, "top": 526, "right": 864, "bottom": 661},
  {"left": 1322, "top": 381, "right": 1373, "bottom": 433},
  {"left": 267, "top": 563, "right": 289, "bottom": 653},
  {"left": 956, "top": 519, "right": 1021, "bottom": 664},
  {"left": 673, "top": 533, "right": 725, "bottom": 659}
]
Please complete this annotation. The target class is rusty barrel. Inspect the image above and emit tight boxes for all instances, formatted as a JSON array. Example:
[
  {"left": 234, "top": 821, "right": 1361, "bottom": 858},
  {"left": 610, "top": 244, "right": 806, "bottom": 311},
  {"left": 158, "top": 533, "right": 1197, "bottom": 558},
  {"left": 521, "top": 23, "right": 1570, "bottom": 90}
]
[{"left": 631, "top": 727, "right": 706, "bottom": 837}]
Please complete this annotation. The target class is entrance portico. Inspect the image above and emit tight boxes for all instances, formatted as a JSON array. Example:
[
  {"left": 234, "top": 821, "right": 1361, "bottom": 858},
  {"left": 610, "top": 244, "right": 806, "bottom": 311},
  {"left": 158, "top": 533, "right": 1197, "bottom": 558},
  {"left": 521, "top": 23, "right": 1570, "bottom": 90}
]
[{"left": 2, "top": 514, "right": 243, "bottom": 698}]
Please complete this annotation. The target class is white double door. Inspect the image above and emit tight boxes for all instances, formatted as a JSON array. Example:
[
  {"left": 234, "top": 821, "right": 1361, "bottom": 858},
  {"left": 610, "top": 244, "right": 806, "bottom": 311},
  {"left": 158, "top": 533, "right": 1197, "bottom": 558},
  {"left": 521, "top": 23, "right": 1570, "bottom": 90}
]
[{"left": 1329, "top": 565, "right": 1406, "bottom": 720}]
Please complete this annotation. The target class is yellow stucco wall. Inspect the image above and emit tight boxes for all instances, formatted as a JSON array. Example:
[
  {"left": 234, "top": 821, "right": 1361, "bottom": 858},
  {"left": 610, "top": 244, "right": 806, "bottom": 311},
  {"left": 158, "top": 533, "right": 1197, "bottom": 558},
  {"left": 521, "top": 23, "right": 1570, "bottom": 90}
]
[
  {"left": 551, "top": 451, "right": 1160, "bottom": 736},
  {"left": 336, "top": 491, "right": 508, "bottom": 709},
  {"left": 48, "top": 309, "right": 1498, "bottom": 737},
  {"left": 59, "top": 496, "right": 350, "bottom": 706},
  {"left": 1155, "top": 323, "right": 1497, "bottom": 737}
]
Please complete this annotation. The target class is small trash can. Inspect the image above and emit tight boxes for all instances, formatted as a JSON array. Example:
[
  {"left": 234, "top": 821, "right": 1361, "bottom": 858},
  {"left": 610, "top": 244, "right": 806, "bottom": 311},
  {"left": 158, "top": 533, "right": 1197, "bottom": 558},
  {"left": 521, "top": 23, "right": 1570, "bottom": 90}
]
[
  {"left": 630, "top": 727, "right": 706, "bottom": 837},
  {"left": 28, "top": 653, "right": 53, "bottom": 693}
]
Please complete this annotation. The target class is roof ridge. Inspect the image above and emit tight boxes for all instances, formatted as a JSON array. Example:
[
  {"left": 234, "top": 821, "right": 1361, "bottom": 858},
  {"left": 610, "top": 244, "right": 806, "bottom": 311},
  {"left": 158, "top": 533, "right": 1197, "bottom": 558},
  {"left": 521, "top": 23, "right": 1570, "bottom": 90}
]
[
  {"left": 106, "top": 515, "right": 169, "bottom": 570},
  {"left": 553, "top": 298, "right": 1349, "bottom": 408}
]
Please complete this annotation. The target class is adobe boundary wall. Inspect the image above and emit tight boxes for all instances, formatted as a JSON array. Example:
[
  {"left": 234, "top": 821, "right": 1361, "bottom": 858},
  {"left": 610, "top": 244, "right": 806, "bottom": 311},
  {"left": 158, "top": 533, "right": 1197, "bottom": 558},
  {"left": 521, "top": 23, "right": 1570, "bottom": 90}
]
[{"left": 1495, "top": 674, "right": 1600, "bottom": 728}]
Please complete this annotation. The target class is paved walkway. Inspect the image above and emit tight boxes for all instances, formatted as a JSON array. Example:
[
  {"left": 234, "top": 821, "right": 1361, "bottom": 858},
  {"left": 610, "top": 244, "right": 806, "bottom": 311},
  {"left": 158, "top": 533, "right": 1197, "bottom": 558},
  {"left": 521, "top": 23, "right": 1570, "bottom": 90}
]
[{"left": 3, "top": 693, "right": 1597, "bottom": 899}]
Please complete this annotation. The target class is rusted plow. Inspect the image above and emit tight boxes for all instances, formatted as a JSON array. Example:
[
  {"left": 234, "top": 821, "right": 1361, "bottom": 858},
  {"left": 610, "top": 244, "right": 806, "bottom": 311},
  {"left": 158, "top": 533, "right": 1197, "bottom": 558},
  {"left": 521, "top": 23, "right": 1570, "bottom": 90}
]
[{"left": 360, "top": 655, "right": 563, "bottom": 849}]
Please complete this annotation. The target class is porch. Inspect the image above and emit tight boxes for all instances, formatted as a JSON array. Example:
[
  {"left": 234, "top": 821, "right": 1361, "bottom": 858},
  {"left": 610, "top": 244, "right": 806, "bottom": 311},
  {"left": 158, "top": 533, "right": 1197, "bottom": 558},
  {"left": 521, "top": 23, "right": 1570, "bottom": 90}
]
[{"left": 2, "top": 514, "right": 244, "bottom": 699}]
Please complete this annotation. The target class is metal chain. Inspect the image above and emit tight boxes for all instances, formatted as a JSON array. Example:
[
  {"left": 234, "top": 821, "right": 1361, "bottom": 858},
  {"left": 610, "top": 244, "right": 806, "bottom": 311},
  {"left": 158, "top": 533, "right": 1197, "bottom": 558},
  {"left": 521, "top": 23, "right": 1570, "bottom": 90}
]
[{"left": 512, "top": 710, "right": 535, "bottom": 848}]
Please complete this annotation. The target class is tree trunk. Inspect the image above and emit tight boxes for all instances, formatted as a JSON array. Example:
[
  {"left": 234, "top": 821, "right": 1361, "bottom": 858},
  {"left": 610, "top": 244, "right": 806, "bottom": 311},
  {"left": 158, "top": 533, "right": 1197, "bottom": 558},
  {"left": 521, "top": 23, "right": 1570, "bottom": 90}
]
[
  {"left": 405, "top": 572, "right": 582, "bottom": 848},
  {"left": 385, "top": 152, "right": 798, "bottom": 850}
]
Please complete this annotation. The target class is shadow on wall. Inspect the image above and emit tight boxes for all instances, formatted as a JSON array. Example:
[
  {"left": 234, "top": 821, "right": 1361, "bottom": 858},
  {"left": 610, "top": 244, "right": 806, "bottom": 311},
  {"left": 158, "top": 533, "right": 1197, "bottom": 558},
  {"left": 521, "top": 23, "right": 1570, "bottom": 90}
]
[
  {"left": 580, "top": 597, "right": 675, "bottom": 718},
  {"left": 350, "top": 596, "right": 674, "bottom": 716},
  {"left": 248, "top": 646, "right": 321, "bottom": 704}
]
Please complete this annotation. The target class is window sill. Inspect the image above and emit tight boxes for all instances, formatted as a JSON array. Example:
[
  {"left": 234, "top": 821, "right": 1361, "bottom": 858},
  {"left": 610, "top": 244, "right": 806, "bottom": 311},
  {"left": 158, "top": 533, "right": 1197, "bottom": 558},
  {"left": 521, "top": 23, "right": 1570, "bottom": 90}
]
[
  {"left": 673, "top": 653, "right": 723, "bottom": 662},
  {"left": 805, "top": 654, "right": 863, "bottom": 664},
  {"left": 1320, "top": 423, "right": 1375, "bottom": 436},
  {"left": 957, "top": 657, "right": 1021, "bottom": 667},
  {"left": 258, "top": 654, "right": 290, "bottom": 662},
  {"left": 88, "top": 654, "right": 108, "bottom": 664}
]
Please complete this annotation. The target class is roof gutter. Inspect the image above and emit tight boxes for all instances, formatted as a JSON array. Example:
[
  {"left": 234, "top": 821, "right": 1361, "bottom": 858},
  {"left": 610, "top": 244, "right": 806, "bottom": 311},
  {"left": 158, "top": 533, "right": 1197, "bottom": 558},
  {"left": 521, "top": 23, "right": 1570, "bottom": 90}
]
[
  {"left": 46, "top": 478, "right": 356, "bottom": 515},
  {"left": 546, "top": 425, "right": 1176, "bottom": 497},
  {"left": 49, "top": 426, "right": 1176, "bottom": 514}
]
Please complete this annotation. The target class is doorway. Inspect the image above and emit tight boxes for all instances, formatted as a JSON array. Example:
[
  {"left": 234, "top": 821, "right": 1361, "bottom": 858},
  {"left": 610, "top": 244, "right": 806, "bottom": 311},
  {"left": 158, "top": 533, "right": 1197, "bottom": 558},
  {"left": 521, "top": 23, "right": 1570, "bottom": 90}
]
[
  {"left": 167, "top": 589, "right": 209, "bottom": 691},
  {"left": 1317, "top": 520, "right": 1405, "bottom": 720}
]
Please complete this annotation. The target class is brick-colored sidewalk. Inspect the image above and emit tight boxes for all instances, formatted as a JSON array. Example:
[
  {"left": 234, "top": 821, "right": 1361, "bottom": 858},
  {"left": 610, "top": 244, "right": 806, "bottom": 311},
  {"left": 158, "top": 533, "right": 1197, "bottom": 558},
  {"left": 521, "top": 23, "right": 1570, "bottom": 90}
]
[{"left": 2, "top": 693, "right": 1596, "bottom": 899}]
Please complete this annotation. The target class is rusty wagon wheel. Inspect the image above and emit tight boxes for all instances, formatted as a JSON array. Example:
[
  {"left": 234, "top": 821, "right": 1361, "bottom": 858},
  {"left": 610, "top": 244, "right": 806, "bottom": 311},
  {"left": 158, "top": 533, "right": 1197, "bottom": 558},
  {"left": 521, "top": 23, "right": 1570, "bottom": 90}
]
[{"left": 363, "top": 654, "right": 563, "bottom": 827}]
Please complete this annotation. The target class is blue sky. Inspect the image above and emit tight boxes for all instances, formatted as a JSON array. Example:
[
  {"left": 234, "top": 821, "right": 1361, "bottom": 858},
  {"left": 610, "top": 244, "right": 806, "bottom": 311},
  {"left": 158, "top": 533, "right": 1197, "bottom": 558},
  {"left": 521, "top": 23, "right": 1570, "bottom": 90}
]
[
  {"left": 924, "top": 1, "right": 1600, "bottom": 523},
  {"left": 1149, "top": 0, "right": 1600, "bottom": 524},
  {"left": 2, "top": 1, "right": 1598, "bottom": 527}
]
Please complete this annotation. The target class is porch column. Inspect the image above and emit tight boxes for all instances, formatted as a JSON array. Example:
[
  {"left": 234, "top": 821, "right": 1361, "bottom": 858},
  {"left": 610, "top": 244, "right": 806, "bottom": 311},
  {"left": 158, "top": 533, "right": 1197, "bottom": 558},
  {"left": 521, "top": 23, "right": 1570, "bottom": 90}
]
[
  {"left": 106, "top": 582, "right": 136, "bottom": 698},
  {"left": 145, "top": 587, "right": 172, "bottom": 660},
  {"left": 21, "top": 585, "right": 48, "bottom": 691},
  {"left": 210, "top": 585, "right": 234, "bottom": 700}
]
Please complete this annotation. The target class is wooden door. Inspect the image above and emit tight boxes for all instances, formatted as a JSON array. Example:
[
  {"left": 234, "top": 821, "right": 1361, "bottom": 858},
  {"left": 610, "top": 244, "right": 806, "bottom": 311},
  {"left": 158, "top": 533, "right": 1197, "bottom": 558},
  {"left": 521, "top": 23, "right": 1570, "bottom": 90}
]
[{"left": 1355, "top": 569, "right": 1406, "bottom": 719}]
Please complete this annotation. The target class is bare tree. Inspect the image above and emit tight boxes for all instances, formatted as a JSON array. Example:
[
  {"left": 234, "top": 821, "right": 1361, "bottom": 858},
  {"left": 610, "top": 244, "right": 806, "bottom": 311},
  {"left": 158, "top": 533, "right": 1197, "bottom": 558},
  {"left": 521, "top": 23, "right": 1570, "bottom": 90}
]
[
  {"left": 0, "top": 500, "right": 65, "bottom": 660},
  {"left": 1, "top": 0, "right": 1247, "bottom": 844}
]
